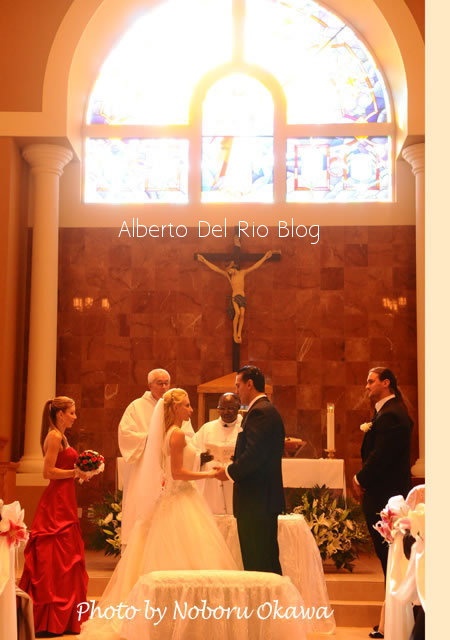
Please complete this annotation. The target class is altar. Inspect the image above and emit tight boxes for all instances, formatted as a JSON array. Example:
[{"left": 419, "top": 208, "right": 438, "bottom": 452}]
[
  {"left": 282, "top": 458, "right": 346, "bottom": 491},
  {"left": 117, "top": 457, "right": 346, "bottom": 495}
]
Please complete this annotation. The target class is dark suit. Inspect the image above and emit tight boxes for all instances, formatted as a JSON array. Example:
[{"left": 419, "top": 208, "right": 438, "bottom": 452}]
[
  {"left": 227, "top": 396, "right": 285, "bottom": 574},
  {"left": 356, "top": 396, "right": 413, "bottom": 576}
]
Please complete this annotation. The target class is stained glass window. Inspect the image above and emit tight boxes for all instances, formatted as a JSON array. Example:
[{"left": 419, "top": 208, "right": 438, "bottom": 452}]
[
  {"left": 87, "top": 0, "right": 232, "bottom": 125},
  {"left": 202, "top": 137, "right": 273, "bottom": 202},
  {"left": 286, "top": 137, "right": 391, "bottom": 201},
  {"left": 202, "top": 74, "right": 273, "bottom": 136},
  {"left": 84, "top": 0, "right": 393, "bottom": 203},
  {"left": 202, "top": 74, "right": 273, "bottom": 202},
  {"left": 245, "top": 0, "right": 390, "bottom": 125},
  {"left": 85, "top": 139, "right": 188, "bottom": 203}
]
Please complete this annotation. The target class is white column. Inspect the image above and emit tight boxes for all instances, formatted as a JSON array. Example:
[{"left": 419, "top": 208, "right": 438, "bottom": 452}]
[
  {"left": 402, "top": 143, "right": 425, "bottom": 477},
  {"left": 18, "top": 144, "right": 72, "bottom": 475}
]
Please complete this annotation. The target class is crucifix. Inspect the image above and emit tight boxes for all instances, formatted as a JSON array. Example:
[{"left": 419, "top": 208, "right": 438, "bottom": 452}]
[{"left": 195, "top": 227, "right": 281, "bottom": 371}]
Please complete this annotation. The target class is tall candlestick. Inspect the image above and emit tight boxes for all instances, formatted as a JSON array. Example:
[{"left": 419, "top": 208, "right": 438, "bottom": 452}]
[{"left": 326, "top": 403, "right": 335, "bottom": 451}]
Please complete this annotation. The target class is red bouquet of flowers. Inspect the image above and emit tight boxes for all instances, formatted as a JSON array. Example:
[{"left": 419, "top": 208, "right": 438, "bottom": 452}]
[{"left": 75, "top": 450, "right": 105, "bottom": 484}]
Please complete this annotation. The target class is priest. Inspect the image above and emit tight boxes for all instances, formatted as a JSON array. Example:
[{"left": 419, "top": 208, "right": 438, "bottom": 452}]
[{"left": 193, "top": 393, "right": 242, "bottom": 514}]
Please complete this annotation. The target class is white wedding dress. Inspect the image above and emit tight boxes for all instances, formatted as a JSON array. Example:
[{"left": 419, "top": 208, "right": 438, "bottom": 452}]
[{"left": 80, "top": 420, "right": 237, "bottom": 640}]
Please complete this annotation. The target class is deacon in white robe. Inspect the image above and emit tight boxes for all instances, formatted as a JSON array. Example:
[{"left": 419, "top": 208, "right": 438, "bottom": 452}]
[{"left": 193, "top": 393, "right": 242, "bottom": 515}]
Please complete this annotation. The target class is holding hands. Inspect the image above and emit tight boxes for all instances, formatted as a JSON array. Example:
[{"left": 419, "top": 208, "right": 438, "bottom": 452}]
[
  {"left": 202, "top": 466, "right": 229, "bottom": 480},
  {"left": 211, "top": 465, "right": 229, "bottom": 481}
]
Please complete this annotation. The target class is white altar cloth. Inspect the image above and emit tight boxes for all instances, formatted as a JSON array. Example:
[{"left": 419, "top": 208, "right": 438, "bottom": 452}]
[
  {"left": 118, "top": 458, "right": 346, "bottom": 492},
  {"left": 214, "top": 514, "right": 335, "bottom": 634},
  {"left": 282, "top": 458, "right": 345, "bottom": 491},
  {"left": 121, "top": 570, "right": 308, "bottom": 640}
]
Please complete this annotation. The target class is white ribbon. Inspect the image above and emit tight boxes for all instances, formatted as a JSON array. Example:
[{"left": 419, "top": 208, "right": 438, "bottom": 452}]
[
  {"left": 384, "top": 533, "right": 414, "bottom": 640},
  {"left": 0, "top": 501, "right": 28, "bottom": 595},
  {"left": 409, "top": 504, "right": 425, "bottom": 611},
  {"left": 0, "top": 536, "right": 10, "bottom": 596},
  {"left": 379, "top": 494, "right": 425, "bottom": 640}
]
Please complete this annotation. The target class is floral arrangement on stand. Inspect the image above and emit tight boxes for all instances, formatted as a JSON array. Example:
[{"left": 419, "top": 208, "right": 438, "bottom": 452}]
[
  {"left": 292, "top": 484, "right": 370, "bottom": 572},
  {"left": 86, "top": 490, "right": 122, "bottom": 556}
]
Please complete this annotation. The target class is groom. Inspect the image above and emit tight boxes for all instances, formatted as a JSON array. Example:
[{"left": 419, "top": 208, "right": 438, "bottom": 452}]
[{"left": 215, "top": 365, "right": 285, "bottom": 574}]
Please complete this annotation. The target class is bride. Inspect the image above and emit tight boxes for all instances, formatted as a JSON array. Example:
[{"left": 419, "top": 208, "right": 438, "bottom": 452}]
[{"left": 80, "top": 389, "right": 237, "bottom": 639}]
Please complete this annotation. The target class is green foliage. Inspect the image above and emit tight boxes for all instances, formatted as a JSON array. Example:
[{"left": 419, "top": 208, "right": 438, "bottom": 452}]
[
  {"left": 292, "top": 485, "right": 370, "bottom": 572},
  {"left": 86, "top": 490, "right": 123, "bottom": 557}
]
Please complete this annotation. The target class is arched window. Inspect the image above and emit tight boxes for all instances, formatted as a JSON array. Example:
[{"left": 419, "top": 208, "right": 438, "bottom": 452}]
[
  {"left": 202, "top": 74, "right": 274, "bottom": 202},
  {"left": 84, "top": 0, "right": 393, "bottom": 203}
]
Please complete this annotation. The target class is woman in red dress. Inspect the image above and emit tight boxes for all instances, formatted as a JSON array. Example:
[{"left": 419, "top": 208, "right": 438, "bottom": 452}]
[{"left": 19, "top": 396, "right": 89, "bottom": 636}]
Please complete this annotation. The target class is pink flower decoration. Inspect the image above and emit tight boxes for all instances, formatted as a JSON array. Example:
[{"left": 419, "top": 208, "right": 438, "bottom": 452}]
[
  {"left": 395, "top": 517, "right": 412, "bottom": 535},
  {"left": 0, "top": 501, "right": 29, "bottom": 548},
  {"left": 374, "top": 495, "right": 410, "bottom": 543},
  {"left": 373, "top": 520, "right": 394, "bottom": 543}
]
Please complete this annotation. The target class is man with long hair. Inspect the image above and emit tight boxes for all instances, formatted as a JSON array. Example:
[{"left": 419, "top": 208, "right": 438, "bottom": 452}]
[{"left": 353, "top": 367, "right": 413, "bottom": 577}]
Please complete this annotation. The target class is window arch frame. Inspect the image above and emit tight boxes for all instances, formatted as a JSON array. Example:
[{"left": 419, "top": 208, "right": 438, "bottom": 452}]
[{"left": 83, "top": 0, "right": 396, "bottom": 205}]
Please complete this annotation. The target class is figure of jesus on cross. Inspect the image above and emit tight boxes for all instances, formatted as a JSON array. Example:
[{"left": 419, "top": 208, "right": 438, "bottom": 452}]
[
  {"left": 196, "top": 231, "right": 279, "bottom": 347},
  {"left": 197, "top": 250, "right": 273, "bottom": 343}
]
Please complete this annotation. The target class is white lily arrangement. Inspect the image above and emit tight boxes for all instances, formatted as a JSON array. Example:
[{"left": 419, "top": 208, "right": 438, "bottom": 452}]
[
  {"left": 293, "top": 485, "right": 369, "bottom": 571},
  {"left": 87, "top": 490, "right": 122, "bottom": 556}
]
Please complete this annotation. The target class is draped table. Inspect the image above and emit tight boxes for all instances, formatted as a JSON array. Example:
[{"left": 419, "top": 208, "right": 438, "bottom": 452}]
[
  {"left": 214, "top": 513, "right": 335, "bottom": 634},
  {"left": 121, "top": 569, "right": 308, "bottom": 640}
]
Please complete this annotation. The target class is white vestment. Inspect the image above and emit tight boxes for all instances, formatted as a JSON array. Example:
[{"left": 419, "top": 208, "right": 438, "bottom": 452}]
[
  {"left": 192, "top": 416, "right": 242, "bottom": 514},
  {"left": 118, "top": 391, "right": 194, "bottom": 543}
]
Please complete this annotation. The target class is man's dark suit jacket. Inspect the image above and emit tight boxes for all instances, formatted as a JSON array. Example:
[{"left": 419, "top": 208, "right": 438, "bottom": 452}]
[
  {"left": 357, "top": 396, "right": 413, "bottom": 502},
  {"left": 227, "top": 396, "right": 285, "bottom": 518}
]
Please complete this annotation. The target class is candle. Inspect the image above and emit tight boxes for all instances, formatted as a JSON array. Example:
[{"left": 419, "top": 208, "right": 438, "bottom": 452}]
[{"left": 326, "top": 403, "right": 335, "bottom": 451}]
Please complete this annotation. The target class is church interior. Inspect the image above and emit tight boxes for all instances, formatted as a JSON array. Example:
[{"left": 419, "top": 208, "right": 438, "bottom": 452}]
[{"left": 0, "top": 1, "right": 429, "bottom": 638}]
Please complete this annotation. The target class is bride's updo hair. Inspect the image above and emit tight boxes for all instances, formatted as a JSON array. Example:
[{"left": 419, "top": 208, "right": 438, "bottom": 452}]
[
  {"left": 163, "top": 388, "right": 187, "bottom": 431},
  {"left": 40, "top": 396, "right": 75, "bottom": 453}
]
